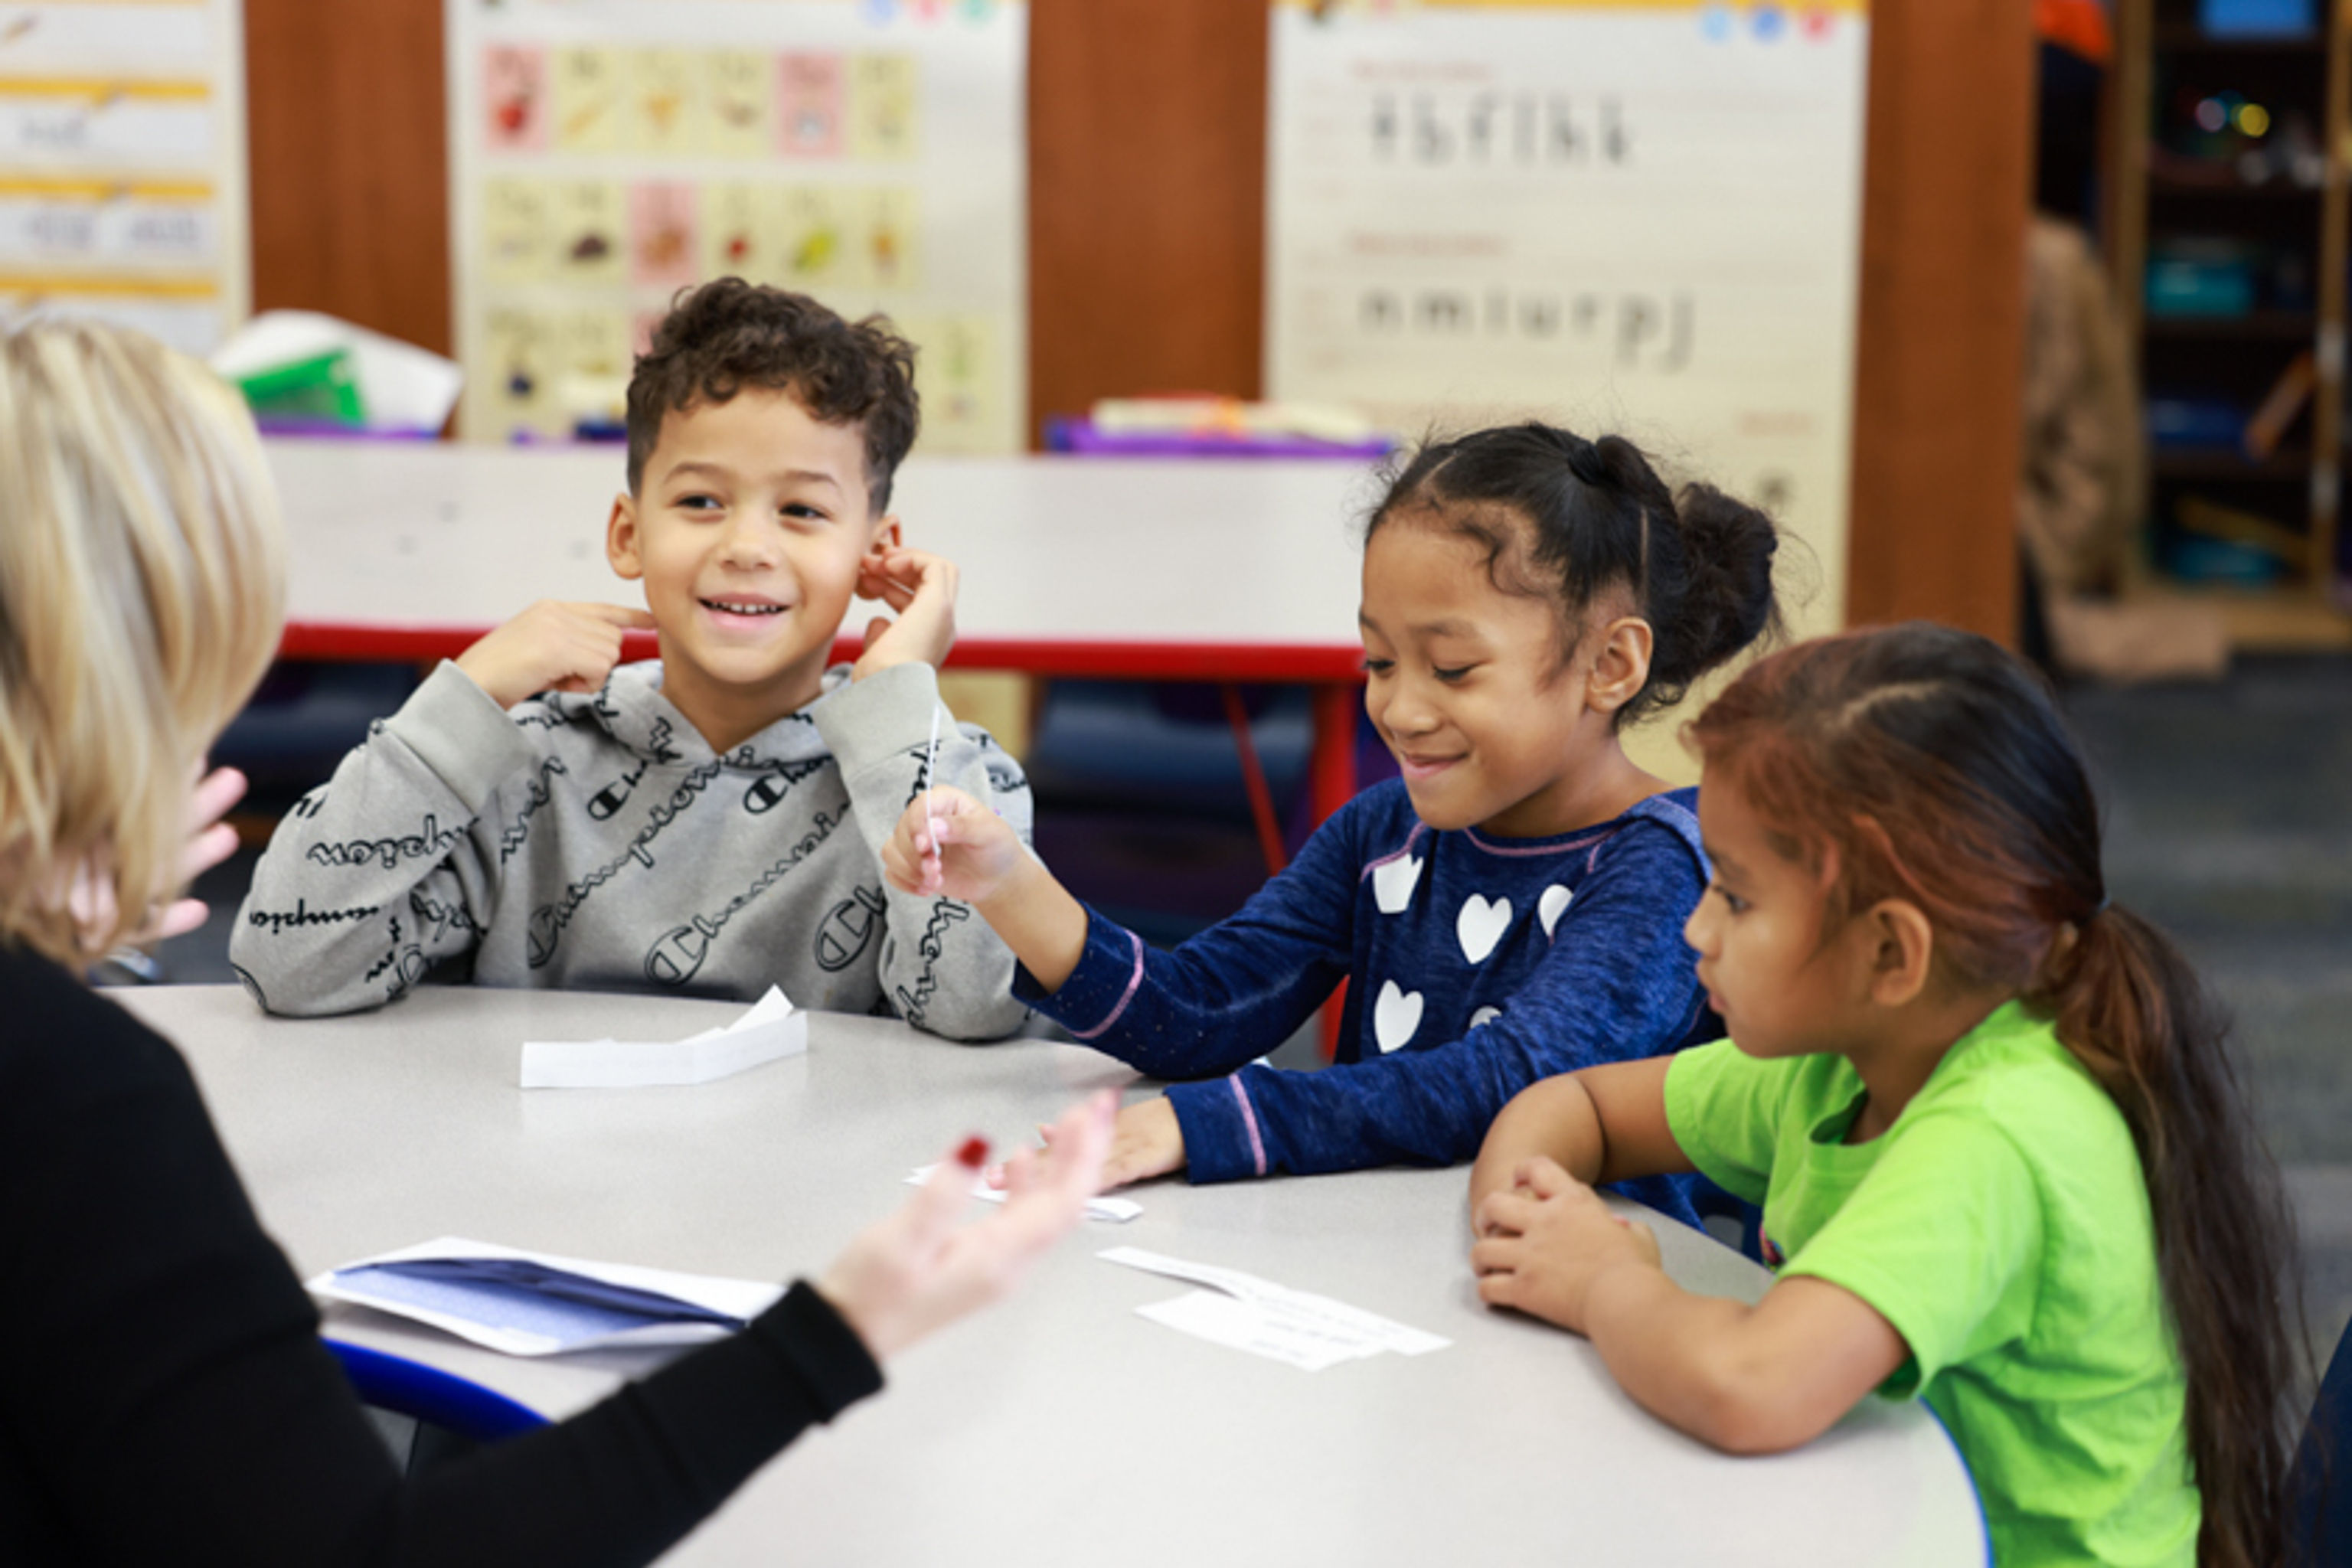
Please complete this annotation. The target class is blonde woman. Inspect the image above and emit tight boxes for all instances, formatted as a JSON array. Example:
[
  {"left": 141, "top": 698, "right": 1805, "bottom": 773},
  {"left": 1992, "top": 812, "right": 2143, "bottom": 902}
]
[{"left": 0, "top": 318, "right": 1112, "bottom": 1564}]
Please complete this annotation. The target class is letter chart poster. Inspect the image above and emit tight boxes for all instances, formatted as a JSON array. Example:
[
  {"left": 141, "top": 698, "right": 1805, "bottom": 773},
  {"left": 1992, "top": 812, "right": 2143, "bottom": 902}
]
[
  {"left": 0, "top": 0, "right": 250, "bottom": 356},
  {"left": 449, "top": 0, "right": 1024, "bottom": 450},
  {"left": 1268, "top": 0, "right": 1869, "bottom": 629}
]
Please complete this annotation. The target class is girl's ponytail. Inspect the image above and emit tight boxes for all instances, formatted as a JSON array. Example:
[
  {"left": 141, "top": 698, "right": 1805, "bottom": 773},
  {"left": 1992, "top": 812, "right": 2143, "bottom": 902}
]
[
  {"left": 2034, "top": 906, "right": 2300, "bottom": 1568},
  {"left": 1693, "top": 622, "right": 2301, "bottom": 1568}
]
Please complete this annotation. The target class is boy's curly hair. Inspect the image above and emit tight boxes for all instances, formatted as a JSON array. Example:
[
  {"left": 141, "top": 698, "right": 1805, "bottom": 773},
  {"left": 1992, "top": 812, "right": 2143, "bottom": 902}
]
[{"left": 626, "top": 278, "right": 920, "bottom": 511}]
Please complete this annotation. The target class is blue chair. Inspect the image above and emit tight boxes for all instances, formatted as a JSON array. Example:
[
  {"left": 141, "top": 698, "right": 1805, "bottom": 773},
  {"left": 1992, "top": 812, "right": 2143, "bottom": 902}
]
[
  {"left": 2292, "top": 1312, "right": 2352, "bottom": 1566},
  {"left": 325, "top": 1338, "right": 547, "bottom": 1448}
]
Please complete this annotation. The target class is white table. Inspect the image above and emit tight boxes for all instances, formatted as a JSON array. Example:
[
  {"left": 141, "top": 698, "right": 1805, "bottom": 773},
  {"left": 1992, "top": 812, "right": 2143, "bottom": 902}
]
[
  {"left": 117, "top": 985, "right": 1985, "bottom": 1566},
  {"left": 263, "top": 439, "right": 1377, "bottom": 832}
]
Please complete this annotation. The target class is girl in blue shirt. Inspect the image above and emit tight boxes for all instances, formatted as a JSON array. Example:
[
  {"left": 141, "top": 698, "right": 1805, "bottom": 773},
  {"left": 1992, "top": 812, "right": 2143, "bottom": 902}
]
[{"left": 885, "top": 423, "right": 1780, "bottom": 1218}]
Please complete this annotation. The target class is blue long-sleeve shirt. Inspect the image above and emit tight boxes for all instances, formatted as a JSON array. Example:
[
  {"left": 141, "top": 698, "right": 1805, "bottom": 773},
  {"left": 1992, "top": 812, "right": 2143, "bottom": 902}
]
[{"left": 1014, "top": 780, "right": 1720, "bottom": 1227}]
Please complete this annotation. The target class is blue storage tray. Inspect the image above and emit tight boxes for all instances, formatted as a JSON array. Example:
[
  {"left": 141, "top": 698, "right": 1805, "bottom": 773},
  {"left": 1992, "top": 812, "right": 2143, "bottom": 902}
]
[{"left": 2200, "top": 0, "right": 2317, "bottom": 38}]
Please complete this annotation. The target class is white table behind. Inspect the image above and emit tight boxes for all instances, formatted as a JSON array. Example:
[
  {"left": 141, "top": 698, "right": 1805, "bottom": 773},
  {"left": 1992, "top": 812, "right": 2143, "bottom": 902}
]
[{"left": 263, "top": 439, "right": 1375, "bottom": 656}]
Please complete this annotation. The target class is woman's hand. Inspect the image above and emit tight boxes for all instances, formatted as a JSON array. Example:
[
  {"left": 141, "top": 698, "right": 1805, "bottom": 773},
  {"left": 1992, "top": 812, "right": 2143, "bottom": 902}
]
[
  {"left": 881, "top": 785, "right": 1027, "bottom": 903},
  {"left": 816, "top": 1090, "right": 1116, "bottom": 1361},
  {"left": 1470, "top": 1155, "right": 1663, "bottom": 1334},
  {"left": 66, "top": 763, "right": 249, "bottom": 953}
]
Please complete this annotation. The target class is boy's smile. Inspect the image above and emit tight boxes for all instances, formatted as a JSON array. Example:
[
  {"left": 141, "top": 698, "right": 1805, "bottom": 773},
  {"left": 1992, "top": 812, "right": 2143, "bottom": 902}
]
[{"left": 607, "top": 387, "right": 894, "bottom": 752}]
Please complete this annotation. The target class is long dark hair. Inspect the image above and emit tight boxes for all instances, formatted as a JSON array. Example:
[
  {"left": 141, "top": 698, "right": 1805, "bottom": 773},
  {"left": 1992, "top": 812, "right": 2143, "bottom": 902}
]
[
  {"left": 1366, "top": 423, "right": 1783, "bottom": 724},
  {"left": 1689, "top": 622, "right": 2298, "bottom": 1568}
]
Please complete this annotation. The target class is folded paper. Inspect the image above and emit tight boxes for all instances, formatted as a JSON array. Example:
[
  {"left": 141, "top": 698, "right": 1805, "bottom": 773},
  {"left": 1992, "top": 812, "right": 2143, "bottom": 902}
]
[
  {"left": 520, "top": 985, "right": 805, "bottom": 1088},
  {"left": 310, "top": 1236, "right": 781, "bottom": 1357}
]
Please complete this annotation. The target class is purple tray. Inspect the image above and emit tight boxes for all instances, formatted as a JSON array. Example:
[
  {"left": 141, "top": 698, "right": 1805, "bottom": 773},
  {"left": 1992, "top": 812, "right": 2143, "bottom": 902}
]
[{"left": 1046, "top": 416, "right": 1391, "bottom": 460}]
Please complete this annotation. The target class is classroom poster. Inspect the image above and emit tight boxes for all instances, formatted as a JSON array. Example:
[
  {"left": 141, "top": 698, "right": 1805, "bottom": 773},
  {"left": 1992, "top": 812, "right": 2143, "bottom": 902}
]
[
  {"left": 0, "top": 0, "right": 250, "bottom": 356},
  {"left": 1266, "top": 0, "right": 1870, "bottom": 632},
  {"left": 447, "top": 0, "right": 1025, "bottom": 451}
]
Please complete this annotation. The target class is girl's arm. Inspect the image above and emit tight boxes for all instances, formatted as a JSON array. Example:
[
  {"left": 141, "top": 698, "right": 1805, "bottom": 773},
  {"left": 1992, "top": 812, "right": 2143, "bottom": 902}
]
[
  {"left": 1472, "top": 1159, "right": 1909, "bottom": 1454},
  {"left": 1160, "top": 815, "right": 1707, "bottom": 1184},
  {"left": 889, "top": 786, "right": 1361, "bottom": 1080},
  {"left": 1466, "top": 1057, "right": 1685, "bottom": 1226}
]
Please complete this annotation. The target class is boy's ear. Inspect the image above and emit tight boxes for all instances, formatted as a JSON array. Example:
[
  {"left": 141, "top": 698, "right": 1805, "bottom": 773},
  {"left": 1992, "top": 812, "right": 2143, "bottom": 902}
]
[
  {"left": 1585, "top": 616, "right": 1655, "bottom": 714},
  {"left": 1859, "top": 898, "right": 1936, "bottom": 1008},
  {"left": 868, "top": 514, "right": 902, "bottom": 558},
  {"left": 606, "top": 494, "right": 644, "bottom": 580}
]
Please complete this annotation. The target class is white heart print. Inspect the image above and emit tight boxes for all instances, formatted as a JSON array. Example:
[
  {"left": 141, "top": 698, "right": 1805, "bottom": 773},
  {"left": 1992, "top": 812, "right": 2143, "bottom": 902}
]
[
  {"left": 1456, "top": 894, "right": 1512, "bottom": 964},
  {"left": 1468, "top": 1006, "right": 1502, "bottom": 1030},
  {"left": 1538, "top": 884, "right": 1573, "bottom": 938},
  {"left": 1371, "top": 854, "right": 1424, "bottom": 915},
  {"left": 1374, "top": 979, "right": 1423, "bottom": 1053}
]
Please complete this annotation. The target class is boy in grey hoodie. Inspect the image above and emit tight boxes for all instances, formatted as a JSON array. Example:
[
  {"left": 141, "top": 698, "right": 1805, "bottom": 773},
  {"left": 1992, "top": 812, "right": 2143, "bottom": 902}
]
[{"left": 230, "top": 280, "right": 1031, "bottom": 1040}]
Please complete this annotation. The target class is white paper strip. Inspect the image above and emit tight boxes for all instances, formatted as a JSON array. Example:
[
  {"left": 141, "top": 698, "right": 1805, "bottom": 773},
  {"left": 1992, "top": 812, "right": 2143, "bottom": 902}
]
[
  {"left": 1135, "top": 1290, "right": 1380, "bottom": 1373},
  {"left": 519, "top": 984, "right": 807, "bottom": 1088},
  {"left": 905, "top": 1164, "right": 1142, "bottom": 1224},
  {"left": 1100, "top": 1245, "right": 1450, "bottom": 1363}
]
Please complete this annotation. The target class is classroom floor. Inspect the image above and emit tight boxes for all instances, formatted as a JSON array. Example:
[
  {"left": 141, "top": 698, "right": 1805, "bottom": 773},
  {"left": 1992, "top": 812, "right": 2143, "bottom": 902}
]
[{"left": 128, "top": 652, "right": 2352, "bottom": 1397}]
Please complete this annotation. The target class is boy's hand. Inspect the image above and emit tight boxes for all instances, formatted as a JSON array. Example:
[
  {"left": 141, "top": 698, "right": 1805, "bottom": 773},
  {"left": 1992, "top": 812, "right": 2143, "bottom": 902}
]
[
  {"left": 852, "top": 547, "right": 957, "bottom": 681},
  {"left": 456, "top": 600, "right": 657, "bottom": 710},
  {"left": 882, "top": 785, "right": 1025, "bottom": 902},
  {"left": 1470, "top": 1156, "right": 1663, "bottom": 1334}
]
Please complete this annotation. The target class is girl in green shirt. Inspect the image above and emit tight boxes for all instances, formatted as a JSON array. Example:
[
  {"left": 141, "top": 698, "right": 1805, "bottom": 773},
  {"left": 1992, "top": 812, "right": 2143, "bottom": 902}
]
[{"left": 1468, "top": 623, "right": 2298, "bottom": 1568}]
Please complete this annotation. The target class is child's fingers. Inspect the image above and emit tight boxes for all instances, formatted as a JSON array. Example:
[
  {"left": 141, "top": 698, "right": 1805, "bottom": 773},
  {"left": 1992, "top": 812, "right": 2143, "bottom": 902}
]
[
  {"left": 1512, "top": 1156, "right": 1577, "bottom": 1200},
  {"left": 1475, "top": 1267, "right": 1531, "bottom": 1311},
  {"left": 1477, "top": 1190, "right": 1536, "bottom": 1237},
  {"left": 1468, "top": 1235, "right": 1521, "bottom": 1276}
]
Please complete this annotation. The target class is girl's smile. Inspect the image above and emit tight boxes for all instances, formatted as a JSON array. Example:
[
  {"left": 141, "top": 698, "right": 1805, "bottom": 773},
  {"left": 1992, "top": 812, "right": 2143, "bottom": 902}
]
[{"left": 1357, "top": 518, "right": 1661, "bottom": 838}]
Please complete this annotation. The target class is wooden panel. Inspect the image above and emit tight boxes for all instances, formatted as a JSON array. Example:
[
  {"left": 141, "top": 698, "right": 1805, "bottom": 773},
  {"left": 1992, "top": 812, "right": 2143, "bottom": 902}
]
[
  {"left": 238, "top": 1, "right": 2030, "bottom": 639},
  {"left": 244, "top": 0, "right": 452, "bottom": 357},
  {"left": 1844, "top": 0, "right": 2034, "bottom": 641},
  {"left": 1027, "top": 0, "right": 1269, "bottom": 437}
]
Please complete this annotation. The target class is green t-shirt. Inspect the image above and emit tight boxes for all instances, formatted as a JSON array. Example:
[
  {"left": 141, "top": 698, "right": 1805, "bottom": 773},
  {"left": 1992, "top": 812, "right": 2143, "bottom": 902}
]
[{"left": 1663, "top": 1000, "right": 2195, "bottom": 1567}]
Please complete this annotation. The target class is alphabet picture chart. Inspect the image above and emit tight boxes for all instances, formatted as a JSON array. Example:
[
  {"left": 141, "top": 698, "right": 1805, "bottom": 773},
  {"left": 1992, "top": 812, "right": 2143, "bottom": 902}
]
[
  {"left": 0, "top": 0, "right": 250, "bottom": 356},
  {"left": 449, "top": 0, "right": 1024, "bottom": 450},
  {"left": 1267, "top": 0, "right": 1869, "bottom": 629}
]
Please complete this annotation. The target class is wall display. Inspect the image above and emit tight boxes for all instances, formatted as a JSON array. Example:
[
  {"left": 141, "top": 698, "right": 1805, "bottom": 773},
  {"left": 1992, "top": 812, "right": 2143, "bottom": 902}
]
[
  {"left": 1266, "top": 0, "right": 1870, "bottom": 628},
  {"left": 0, "top": 0, "right": 249, "bottom": 356},
  {"left": 449, "top": 0, "right": 1024, "bottom": 450}
]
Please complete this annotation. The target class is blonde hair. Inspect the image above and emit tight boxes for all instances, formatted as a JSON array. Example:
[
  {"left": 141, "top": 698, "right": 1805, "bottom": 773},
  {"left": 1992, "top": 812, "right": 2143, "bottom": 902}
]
[{"left": 0, "top": 318, "right": 284, "bottom": 965}]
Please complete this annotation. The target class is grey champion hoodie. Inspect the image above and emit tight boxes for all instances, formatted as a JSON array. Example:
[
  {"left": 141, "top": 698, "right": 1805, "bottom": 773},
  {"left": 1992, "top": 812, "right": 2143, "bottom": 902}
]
[{"left": 230, "top": 658, "right": 1031, "bottom": 1040}]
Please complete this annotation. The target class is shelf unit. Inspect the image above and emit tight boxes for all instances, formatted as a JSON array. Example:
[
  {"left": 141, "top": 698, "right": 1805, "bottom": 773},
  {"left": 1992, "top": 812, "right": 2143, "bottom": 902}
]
[{"left": 2109, "top": 0, "right": 2352, "bottom": 644}]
